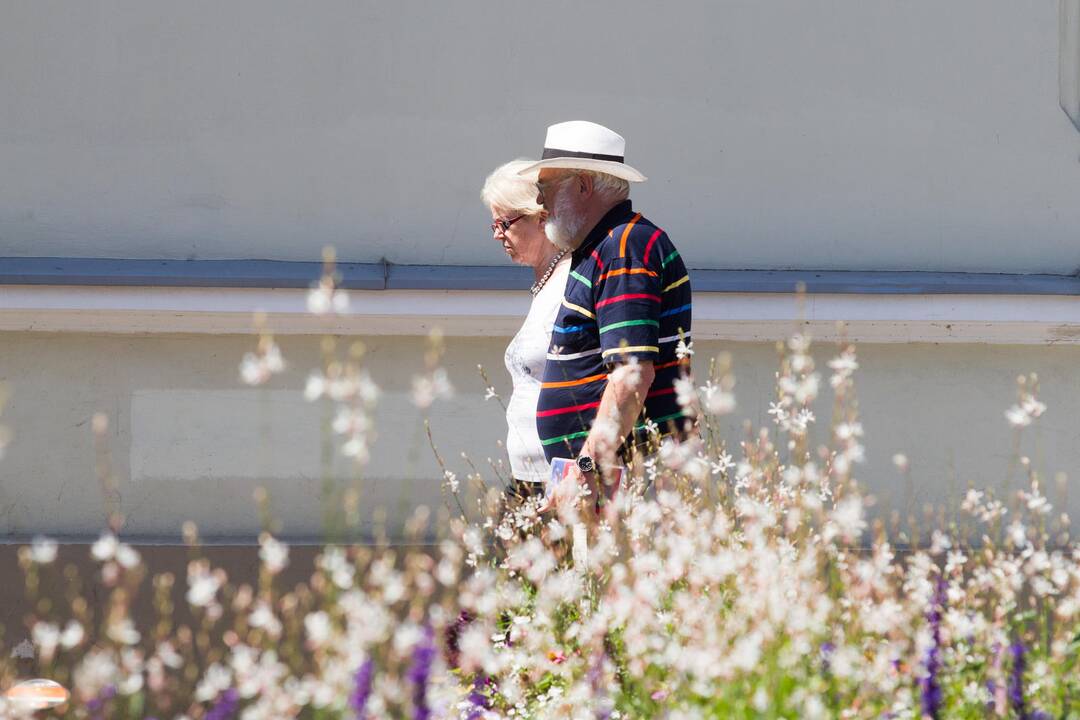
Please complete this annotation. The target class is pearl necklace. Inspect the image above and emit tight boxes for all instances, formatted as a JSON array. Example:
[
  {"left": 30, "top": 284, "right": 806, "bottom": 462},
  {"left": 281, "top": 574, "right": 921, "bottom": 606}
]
[{"left": 530, "top": 249, "right": 568, "bottom": 296}]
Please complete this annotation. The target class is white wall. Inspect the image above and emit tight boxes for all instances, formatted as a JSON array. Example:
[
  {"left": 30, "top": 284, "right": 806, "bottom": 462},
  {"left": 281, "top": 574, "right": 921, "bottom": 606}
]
[
  {"left": 0, "top": 332, "right": 1076, "bottom": 541},
  {"left": 2, "top": 1, "right": 1079, "bottom": 273}
]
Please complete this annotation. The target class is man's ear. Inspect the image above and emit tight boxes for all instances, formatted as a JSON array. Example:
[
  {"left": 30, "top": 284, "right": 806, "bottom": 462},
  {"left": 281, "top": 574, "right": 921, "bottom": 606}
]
[{"left": 577, "top": 173, "right": 594, "bottom": 198}]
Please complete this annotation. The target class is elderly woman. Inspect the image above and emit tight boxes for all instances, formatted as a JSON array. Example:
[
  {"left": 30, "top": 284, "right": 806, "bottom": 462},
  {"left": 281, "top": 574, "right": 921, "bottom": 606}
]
[{"left": 481, "top": 159, "right": 570, "bottom": 501}]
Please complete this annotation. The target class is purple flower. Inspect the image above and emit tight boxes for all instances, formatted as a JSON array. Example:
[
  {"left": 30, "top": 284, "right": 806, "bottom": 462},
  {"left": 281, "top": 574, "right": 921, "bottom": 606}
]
[
  {"left": 918, "top": 575, "right": 946, "bottom": 719},
  {"left": 820, "top": 641, "right": 836, "bottom": 673},
  {"left": 407, "top": 626, "right": 437, "bottom": 720},
  {"left": 206, "top": 688, "right": 239, "bottom": 720},
  {"left": 465, "top": 674, "right": 490, "bottom": 720},
  {"left": 1008, "top": 642, "right": 1028, "bottom": 720},
  {"left": 350, "top": 658, "right": 375, "bottom": 719},
  {"left": 86, "top": 685, "right": 116, "bottom": 720}
]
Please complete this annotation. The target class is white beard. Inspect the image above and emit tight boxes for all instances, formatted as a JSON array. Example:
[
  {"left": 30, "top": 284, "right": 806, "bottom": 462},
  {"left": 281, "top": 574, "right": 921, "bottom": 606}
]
[{"left": 544, "top": 191, "right": 588, "bottom": 251}]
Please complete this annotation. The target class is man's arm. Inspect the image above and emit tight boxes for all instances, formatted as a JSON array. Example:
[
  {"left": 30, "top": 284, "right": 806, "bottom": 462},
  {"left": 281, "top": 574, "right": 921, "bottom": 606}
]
[
  {"left": 544, "top": 359, "right": 655, "bottom": 514},
  {"left": 582, "top": 359, "right": 655, "bottom": 471}
]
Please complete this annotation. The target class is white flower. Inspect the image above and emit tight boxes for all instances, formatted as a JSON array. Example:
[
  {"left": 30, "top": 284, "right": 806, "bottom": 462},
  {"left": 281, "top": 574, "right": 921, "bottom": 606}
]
[
  {"left": 32, "top": 622, "right": 60, "bottom": 662},
  {"left": 1021, "top": 483, "right": 1052, "bottom": 515},
  {"left": 259, "top": 534, "right": 289, "bottom": 575},
  {"left": 307, "top": 287, "right": 331, "bottom": 314},
  {"left": 1005, "top": 405, "right": 1032, "bottom": 427},
  {"left": 802, "top": 694, "right": 827, "bottom": 720},
  {"left": 304, "top": 373, "right": 326, "bottom": 401},
  {"left": 356, "top": 371, "right": 379, "bottom": 405},
  {"left": 675, "top": 338, "right": 694, "bottom": 360},
  {"left": 643, "top": 418, "right": 660, "bottom": 438},
  {"left": 673, "top": 376, "right": 697, "bottom": 414},
  {"left": 341, "top": 435, "right": 370, "bottom": 462},
  {"left": 116, "top": 544, "right": 141, "bottom": 569},
  {"left": 443, "top": 470, "right": 459, "bottom": 493},
  {"left": 828, "top": 350, "right": 859, "bottom": 374},
  {"left": 1022, "top": 394, "right": 1047, "bottom": 418},
  {"left": 828, "top": 497, "right": 867, "bottom": 542},
  {"left": 711, "top": 452, "right": 735, "bottom": 475},
  {"left": 248, "top": 601, "right": 282, "bottom": 638},
  {"left": 307, "top": 279, "right": 349, "bottom": 315},
  {"left": 60, "top": 620, "right": 84, "bottom": 649},
  {"left": 240, "top": 353, "right": 269, "bottom": 386},
  {"left": 793, "top": 407, "right": 816, "bottom": 431},
  {"left": 186, "top": 566, "right": 222, "bottom": 607},
  {"left": 239, "top": 339, "right": 285, "bottom": 386},
  {"left": 1007, "top": 520, "right": 1028, "bottom": 548},
  {"left": 195, "top": 663, "right": 232, "bottom": 703},
  {"left": 458, "top": 624, "right": 493, "bottom": 674},
  {"left": 317, "top": 546, "right": 355, "bottom": 589},
  {"left": 730, "top": 631, "right": 763, "bottom": 671},
  {"left": 262, "top": 343, "right": 284, "bottom": 374},
  {"left": 411, "top": 369, "right": 454, "bottom": 409},
  {"left": 961, "top": 489, "right": 983, "bottom": 513},
  {"left": 332, "top": 407, "right": 370, "bottom": 436},
  {"left": 91, "top": 532, "right": 118, "bottom": 562},
  {"left": 73, "top": 647, "right": 120, "bottom": 700},
  {"left": 700, "top": 382, "right": 735, "bottom": 415},
  {"left": 304, "top": 611, "right": 332, "bottom": 648},
  {"left": 107, "top": 618, "right": 141, "bottom": 645},
  {"left": 609, "top": 357, "right": 642, "bottom": 390},
  {"left": 332, "top": 290, "right": 349, "bottom": 313},
  {"left": 794, "top": 373, "right": 820, "bottom": 404},
  {"left": 930, "top": 530, "right": 952, "bottom": 555},
  {"left": 29, "top": 536, "right": 58, "bottom": 564}
]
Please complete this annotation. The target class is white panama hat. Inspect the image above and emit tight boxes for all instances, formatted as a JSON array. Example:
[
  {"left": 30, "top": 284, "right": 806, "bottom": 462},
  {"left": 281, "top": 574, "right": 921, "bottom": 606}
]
[{"left": 518, "top": 120, "right": 647, "bottom": 182}]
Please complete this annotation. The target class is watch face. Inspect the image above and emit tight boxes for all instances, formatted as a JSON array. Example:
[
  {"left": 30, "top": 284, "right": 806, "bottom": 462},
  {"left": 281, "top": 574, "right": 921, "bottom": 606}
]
[{"left": 576, "top": 456, "right": 595, "bottom": 473}]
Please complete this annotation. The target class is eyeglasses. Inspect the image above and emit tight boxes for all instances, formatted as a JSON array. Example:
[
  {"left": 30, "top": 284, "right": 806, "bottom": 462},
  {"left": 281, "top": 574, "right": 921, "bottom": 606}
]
[
  {"left": 491, "top": 214, "right": 525, "bottom": 234},
  {"left": 535, "top": 173, "right": 574, "bottom": 205}
]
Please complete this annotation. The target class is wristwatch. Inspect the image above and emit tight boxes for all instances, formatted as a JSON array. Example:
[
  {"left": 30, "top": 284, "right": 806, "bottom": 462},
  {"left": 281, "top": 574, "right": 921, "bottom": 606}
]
[{"left": 575, "top": 455, "right": 596, "bottom": 474}]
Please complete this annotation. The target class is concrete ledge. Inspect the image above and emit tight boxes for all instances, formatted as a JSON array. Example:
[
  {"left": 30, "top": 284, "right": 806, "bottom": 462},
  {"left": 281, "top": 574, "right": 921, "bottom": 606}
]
[
  {"left": 2, "top": 257, "right": 1079, "bottom": 343},
  {"left": 1, "top": 285, "right": 1079, "bottom": 343}
]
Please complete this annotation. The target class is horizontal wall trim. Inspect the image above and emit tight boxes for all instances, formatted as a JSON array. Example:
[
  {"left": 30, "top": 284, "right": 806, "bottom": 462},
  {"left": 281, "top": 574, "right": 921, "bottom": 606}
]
[
  {"left": 3, "top": 257, "right": 1080, "bottom": 295},
  {"left": 1, "top": 285, "right": 1079, "bottom": 344}
]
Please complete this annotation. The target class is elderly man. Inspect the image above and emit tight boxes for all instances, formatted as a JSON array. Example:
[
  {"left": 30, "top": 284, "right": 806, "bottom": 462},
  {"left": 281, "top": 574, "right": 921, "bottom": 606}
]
[{"left": 520, "top": 121, "right": 693, "bottom": 511}]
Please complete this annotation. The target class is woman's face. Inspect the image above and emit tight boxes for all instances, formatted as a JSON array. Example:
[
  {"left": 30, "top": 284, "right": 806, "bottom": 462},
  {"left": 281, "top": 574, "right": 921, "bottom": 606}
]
[{"left": 490, "top": 207, "right": 549, "bottom": 268}]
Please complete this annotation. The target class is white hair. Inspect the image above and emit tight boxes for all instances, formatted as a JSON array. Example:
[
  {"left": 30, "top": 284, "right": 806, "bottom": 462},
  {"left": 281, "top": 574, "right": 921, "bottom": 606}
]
[
  {"left": 480, "top": 159, "right": 544, "bottom": 216},
  {"left": 582, "top": 170, "right": 630, "bottom": 202}
]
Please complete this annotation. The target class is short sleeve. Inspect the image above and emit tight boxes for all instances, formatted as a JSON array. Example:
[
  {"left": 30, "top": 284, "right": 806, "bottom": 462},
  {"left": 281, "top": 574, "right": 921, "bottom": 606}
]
[{"left": 594, "top": 218, "right": 665, "bottom": 366}]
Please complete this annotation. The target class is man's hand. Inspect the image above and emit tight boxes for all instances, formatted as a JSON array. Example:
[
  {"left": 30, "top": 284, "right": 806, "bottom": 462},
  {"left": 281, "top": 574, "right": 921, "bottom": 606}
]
[
  {"left": 538, "top": 463, "right": 598, "bottom": 516},
  {"left": 539, "top": 359, "right": 656, "bottom": 518},
  {"left": 538, "top": 461, "right": 625, "bottom": 520}
]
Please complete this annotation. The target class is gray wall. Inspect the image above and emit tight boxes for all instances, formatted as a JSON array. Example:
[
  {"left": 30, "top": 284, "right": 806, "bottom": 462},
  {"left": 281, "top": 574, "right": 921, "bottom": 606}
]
[
  {"left": 2, "top": 3, "right": 1078, "bottom": 542},
  {"left": 0, "top": 333, "right": 1076, "bottom": 541},
  {"left": 2, "top": 1, "right": 1080, "bottom": 272}
]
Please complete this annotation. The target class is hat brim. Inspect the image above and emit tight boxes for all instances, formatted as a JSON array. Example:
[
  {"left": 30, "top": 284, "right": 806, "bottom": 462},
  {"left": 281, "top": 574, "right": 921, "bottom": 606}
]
[{"left": 517, "top": 157, "right": 647, "bottom": 183}]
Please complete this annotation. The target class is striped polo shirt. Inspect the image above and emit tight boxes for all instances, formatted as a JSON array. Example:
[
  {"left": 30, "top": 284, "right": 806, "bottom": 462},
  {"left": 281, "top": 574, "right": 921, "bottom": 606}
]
[{"left": 536, "top": 200, "right": 692, "bottom": 462}]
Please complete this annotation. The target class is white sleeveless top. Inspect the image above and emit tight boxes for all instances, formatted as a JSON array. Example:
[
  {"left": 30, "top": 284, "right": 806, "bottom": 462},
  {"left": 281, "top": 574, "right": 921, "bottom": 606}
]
[{"left": 503, "top": 256, "right": 571, "bottom": 483}]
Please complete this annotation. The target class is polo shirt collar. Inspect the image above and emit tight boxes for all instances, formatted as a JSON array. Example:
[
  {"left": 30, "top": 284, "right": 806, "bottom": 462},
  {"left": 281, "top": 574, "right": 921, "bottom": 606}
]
[{"left": 573, "top": 200, "right": 634, "bottom": 259}]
